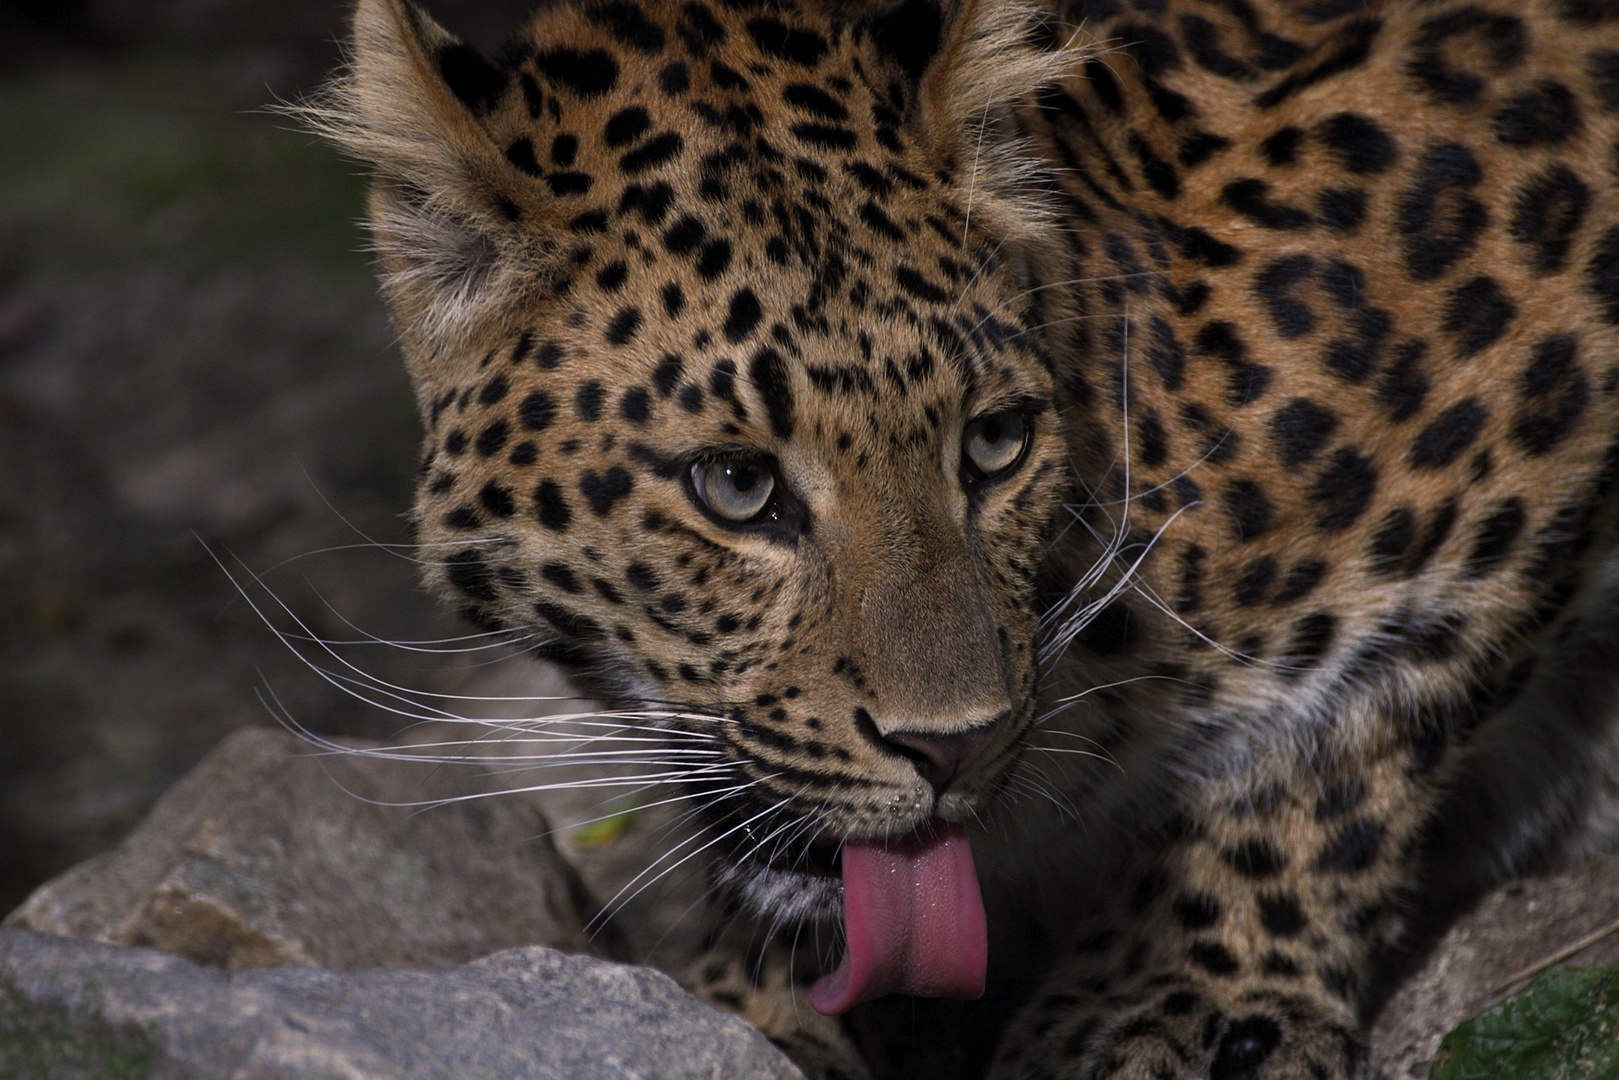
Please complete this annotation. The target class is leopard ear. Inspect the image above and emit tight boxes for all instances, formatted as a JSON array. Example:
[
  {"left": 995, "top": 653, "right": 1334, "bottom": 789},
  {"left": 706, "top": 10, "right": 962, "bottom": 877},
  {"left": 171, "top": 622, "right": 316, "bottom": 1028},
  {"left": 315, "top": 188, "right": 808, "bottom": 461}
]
[
  {"left": 866, "top": 0, "right": 1078, "bottom": 243},
  {"left": 300, "top": 0, "right": 559, "bottom": 364}
]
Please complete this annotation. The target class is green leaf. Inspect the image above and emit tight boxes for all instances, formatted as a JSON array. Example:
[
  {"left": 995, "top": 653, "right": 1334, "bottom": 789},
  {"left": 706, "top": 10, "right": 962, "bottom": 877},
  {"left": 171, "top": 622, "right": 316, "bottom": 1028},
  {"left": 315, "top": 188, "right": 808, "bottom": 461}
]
[
  {"left": 570, "top": 799, "right": 641, "bottom": 850},
  {"left": 1429, "top": 967, "right": 1619, "bottom": 1080}
]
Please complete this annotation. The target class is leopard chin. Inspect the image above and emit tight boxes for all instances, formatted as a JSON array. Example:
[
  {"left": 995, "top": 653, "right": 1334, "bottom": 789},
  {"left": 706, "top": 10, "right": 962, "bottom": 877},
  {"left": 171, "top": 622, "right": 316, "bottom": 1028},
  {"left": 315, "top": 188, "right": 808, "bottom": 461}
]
[{"left": 715, "top": 850, "right": 844, "bottom": 926}]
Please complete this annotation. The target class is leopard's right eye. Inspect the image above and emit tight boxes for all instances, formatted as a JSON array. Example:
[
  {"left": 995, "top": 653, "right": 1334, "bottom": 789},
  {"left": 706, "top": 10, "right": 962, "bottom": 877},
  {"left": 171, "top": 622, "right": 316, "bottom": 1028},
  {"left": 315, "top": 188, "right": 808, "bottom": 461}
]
[
  {"left": 961, "top": 409, "right": 1031, "bottom": 483},
  {"left": 690, "top": 457, "right": 778, "bottom": 523}
]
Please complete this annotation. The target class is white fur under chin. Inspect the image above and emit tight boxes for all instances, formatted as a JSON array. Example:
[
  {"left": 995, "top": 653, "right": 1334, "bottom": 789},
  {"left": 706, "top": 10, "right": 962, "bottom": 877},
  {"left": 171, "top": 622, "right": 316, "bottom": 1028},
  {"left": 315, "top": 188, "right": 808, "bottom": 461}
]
[{"left": 715, "top": 858, "right": 844, "bottom": 925}]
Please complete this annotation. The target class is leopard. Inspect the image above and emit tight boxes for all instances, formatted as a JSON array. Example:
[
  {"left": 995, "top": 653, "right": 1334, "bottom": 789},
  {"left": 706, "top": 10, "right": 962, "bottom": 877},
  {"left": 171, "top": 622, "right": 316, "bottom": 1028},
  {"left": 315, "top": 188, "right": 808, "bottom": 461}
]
[{"left": 304, "top": 0, "right": 1619, "bottom": 1076}]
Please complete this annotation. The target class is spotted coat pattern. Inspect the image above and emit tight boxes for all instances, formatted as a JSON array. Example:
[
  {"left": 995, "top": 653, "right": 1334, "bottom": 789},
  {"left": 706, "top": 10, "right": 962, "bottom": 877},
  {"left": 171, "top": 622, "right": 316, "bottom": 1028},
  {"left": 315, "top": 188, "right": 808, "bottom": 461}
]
[{"left": 313, "top": 0, "right": 1619, "bottom": 1076}]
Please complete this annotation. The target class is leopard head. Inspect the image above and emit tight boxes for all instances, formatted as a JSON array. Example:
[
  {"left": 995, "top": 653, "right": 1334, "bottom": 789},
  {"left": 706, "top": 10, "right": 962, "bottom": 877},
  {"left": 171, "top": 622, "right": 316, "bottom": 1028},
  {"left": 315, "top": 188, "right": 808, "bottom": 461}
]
[{"left": 310, "top": 0, "right": 1076, "bottom": 972}]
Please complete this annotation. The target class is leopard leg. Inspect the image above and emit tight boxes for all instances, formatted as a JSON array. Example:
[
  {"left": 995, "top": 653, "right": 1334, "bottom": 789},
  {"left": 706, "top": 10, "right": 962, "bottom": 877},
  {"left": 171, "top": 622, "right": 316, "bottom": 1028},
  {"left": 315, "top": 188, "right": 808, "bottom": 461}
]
[
  {"left": 679, "top": 925, "right": 872, "bottom": 1080},
  {"left": 990, "top": 731, "right": 1447, "bottom": 1080}
]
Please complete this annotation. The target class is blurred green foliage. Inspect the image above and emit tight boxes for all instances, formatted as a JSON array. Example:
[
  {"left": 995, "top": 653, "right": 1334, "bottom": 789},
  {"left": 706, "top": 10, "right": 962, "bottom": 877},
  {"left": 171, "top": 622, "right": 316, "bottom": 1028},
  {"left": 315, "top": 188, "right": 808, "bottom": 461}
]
[{"left": 1431, "top": 968, "right": 1619, "bottom": 1080}]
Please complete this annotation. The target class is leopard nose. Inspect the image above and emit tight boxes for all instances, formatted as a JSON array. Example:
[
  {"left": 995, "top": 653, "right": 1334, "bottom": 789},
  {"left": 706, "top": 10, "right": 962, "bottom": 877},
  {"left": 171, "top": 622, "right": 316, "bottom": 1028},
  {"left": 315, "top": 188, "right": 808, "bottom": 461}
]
[{"left": 882, "top": 711, "right": 1010, "bottom": 793}]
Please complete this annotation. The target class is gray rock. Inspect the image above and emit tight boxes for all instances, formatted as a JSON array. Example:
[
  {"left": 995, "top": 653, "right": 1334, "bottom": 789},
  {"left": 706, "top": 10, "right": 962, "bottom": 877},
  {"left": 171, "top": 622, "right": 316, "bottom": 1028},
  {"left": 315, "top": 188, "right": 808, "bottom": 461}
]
[
  {"left": 4, "top": 726, "right": 607, "bottom": 970},
  {"left": 0, "top": 928, "right": 804, "bottom": 1080}
]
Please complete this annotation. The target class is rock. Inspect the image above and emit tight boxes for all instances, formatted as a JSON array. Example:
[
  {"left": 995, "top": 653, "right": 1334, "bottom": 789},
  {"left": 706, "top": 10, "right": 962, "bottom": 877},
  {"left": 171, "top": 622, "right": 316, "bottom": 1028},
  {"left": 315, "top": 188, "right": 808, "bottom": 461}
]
[
  {"left": 419, "top": 662, "right": 718, "bottom": 965},
  {"left": 1371, "top": 850, "right": 1619, "bottom": 1079},
  {"left": 40, "top": 720, "right": 1619, "bottom": 1079},
  {"left": 0, "top": 928, "right": 804, "bottom": 1080},
  {"left": 4, "top": 726, "right": 607, "bottom": 970}
]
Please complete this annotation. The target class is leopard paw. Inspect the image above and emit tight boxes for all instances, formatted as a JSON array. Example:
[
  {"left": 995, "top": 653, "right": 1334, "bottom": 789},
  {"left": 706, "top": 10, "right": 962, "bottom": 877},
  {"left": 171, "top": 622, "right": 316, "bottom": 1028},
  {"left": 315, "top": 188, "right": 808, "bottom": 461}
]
[
  {"left": 681, "top": 949, "right": 872, "bottom": 1080},
  {"left": 990, "top": 984, "right": 1366, "bottom": 1080}
]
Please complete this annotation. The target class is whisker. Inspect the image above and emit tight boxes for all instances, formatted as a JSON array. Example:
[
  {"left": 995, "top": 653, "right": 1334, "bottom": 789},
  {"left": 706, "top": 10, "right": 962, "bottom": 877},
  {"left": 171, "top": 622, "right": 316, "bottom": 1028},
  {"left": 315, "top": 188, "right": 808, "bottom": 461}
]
[{"left": 590, "top": 785, "right": 779, "bottom": 933}]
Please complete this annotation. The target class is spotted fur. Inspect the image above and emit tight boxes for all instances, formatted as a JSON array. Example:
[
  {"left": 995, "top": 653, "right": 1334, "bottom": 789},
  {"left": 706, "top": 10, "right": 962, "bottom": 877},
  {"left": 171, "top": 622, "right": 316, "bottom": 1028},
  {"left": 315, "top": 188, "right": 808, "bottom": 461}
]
[{"left": 309, "top": 0, "right": 1619, "bottom": 1076}]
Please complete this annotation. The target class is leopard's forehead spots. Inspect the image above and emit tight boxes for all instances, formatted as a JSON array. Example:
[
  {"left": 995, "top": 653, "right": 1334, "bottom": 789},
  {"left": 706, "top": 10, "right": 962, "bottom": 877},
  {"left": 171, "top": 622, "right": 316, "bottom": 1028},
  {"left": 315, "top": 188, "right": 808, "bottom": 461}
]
[{"left": 427, "top": 0, "right": 1055, "bottom": 471}]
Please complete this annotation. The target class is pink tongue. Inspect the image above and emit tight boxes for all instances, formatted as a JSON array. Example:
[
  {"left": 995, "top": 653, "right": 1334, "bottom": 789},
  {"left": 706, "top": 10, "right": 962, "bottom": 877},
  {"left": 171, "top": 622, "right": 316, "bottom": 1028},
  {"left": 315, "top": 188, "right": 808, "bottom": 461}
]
[{"left": 808, "top": 821, "right": 986, "bottom": 1015}]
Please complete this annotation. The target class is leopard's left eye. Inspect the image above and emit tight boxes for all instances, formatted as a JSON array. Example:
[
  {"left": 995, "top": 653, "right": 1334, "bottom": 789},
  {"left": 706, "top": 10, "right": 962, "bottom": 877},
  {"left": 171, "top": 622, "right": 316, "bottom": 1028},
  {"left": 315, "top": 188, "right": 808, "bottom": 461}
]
[
  {"left": 690, "top": 457, "right": 778, "bottom": 523},
  {"left": 962, "top": 410, "right": 1030, "bottom": 482}
]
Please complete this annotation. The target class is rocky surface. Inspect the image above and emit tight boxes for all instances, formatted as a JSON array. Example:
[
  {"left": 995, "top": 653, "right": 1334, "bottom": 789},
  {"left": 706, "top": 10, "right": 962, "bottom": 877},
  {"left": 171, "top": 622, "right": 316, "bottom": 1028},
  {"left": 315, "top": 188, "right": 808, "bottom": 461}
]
[
  {"left": 11, "top": 717, "right": 1619, "bottom": 1080},
  {"left": 0, "top": 929, "right": 804, "bottom": 1080},
  {"left": 4, "top": 727, "right": 608, "bottom": 970},
  {"left": 1371, "top": 853, "right": 1619, "bottom": 1080}
]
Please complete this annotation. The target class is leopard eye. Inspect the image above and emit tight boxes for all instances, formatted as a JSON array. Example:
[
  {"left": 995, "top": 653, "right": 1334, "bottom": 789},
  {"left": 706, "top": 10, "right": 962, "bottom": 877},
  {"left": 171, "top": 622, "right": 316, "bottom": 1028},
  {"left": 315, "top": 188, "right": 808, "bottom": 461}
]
[
  {"left": 962, "top": 410, "right": 1030, "bottom": 481},
  {"left": 691, "top": 457, "right": 777, "bottom": 522}
]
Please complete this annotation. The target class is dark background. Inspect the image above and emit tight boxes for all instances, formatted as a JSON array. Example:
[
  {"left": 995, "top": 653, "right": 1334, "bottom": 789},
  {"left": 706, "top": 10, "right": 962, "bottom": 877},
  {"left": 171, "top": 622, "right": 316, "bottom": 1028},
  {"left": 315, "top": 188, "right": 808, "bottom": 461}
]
[{"left": 0, "top": 0, "right": 538, "bottom": 915}]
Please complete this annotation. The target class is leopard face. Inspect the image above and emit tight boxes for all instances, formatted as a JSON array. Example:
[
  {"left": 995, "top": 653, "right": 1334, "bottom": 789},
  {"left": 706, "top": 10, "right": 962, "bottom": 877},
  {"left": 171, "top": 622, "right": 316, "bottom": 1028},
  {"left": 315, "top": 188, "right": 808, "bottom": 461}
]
[{"left": 315, "top": 0, "right": 1073, "bottom": 924}]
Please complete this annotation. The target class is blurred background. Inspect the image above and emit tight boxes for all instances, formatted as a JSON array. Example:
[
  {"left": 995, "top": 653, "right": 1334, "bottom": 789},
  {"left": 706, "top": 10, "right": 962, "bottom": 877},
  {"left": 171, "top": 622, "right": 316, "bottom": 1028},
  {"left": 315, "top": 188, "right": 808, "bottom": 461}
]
[{"left": 0, "top": 0, "right": 539, "bottom": 915}]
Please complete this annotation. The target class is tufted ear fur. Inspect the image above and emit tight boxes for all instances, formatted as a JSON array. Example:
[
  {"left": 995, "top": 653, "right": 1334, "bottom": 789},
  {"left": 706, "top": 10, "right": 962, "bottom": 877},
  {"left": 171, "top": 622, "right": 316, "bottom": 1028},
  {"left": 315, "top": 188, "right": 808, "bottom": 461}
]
[
  {"left": 865, "top": 0, "right": 1080, "bottom": 245},
  {"left": 297, "top": 0, "right": 560, "bottom": 375}
]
